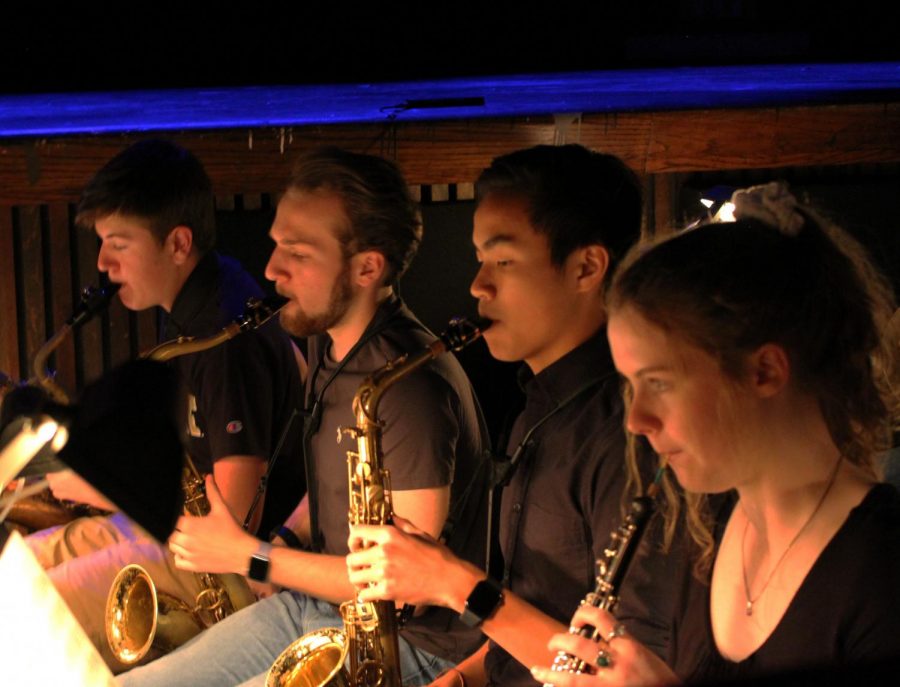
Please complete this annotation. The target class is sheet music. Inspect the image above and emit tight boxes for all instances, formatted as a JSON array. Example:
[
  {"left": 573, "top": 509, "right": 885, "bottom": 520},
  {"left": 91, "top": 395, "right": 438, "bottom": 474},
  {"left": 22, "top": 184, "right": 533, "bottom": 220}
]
[{"left": 0, "top": 530, "right": 116, "bottom": 686}]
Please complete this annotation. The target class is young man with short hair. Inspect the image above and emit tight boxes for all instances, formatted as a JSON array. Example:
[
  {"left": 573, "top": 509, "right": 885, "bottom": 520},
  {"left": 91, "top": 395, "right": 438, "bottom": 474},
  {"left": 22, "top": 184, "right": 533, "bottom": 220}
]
[
  {"left": 347, "top": 144, "right": 672, "bottom": 687},
  {"left": 120, "top": 148, "right": 490, "bottom": 687},
  {"left": 27, "top": 139, "right": 304, "bottom": 671}
]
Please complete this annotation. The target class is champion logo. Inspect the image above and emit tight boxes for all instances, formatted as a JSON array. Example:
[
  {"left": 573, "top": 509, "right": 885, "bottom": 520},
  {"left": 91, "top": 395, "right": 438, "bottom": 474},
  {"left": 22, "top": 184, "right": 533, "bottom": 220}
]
[{"left": 225, "top": 420, "right": 244, "bottom": 434}]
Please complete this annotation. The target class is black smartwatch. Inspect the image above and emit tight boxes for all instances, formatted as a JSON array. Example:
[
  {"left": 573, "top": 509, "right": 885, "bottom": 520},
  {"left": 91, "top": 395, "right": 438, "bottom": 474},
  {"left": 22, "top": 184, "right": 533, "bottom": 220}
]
[
  {"left": 247, "top": 542, "right": 273, "bottom": 582},
  {"left": 459, "top": 578, "right": 504, "bottom": 627}
]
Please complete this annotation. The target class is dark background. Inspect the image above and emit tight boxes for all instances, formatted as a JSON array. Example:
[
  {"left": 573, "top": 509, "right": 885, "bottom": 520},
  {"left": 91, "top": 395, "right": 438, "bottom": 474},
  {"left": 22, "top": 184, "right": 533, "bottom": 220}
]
[{"left": 2, "top": 2, "right": 897, "bottom": 94}]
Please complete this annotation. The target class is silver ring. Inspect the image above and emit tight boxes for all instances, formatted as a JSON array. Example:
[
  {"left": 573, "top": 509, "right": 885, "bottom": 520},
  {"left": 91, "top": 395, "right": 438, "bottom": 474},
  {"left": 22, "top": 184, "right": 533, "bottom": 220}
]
[
  {"left": 605, "top": 623, "right": 627, "bottom": 642},
  {"left": 595, "top": 649, "right": 613, "bottom": 668}
]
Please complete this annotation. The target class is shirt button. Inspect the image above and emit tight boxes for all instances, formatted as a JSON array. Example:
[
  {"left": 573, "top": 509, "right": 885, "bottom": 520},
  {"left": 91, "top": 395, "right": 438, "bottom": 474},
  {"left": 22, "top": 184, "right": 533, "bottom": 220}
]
[{"left": 512, "top": 503, "right": 522, "bottom": 513}]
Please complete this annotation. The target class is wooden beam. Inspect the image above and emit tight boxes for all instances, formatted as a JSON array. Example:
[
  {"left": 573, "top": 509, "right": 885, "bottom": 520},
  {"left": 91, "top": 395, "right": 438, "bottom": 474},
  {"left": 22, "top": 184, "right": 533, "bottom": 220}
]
[
  {"left": 1, "top": 103, "right": 899, "bottom": 203},
  {"left": 0, "top": 207, "right": 19, "bottom": 380}
]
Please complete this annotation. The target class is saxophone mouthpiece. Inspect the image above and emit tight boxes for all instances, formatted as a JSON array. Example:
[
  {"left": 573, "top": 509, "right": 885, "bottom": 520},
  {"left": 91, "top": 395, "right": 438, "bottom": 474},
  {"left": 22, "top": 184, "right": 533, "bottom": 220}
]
[
  {"left": 471, "top": 316, "right": 492, "bottom": 333},
  {"left": 66, "top": 283, "right": 122, "bottom": 328},
  {"left": 442, "top": 317, "right": 491, "bottom": 351}
]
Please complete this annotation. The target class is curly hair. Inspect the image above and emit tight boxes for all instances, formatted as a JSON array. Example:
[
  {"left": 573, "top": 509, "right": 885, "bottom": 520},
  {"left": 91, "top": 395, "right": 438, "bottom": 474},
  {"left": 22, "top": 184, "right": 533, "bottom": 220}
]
[{"left": 610, "top": 203, "right": 898, "bottom": 574}]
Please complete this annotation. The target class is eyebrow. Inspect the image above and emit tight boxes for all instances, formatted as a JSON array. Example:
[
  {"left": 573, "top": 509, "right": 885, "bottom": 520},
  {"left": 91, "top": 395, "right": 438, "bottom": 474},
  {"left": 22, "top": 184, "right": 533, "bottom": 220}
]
[
  {"left": 269, "top": 231, "right": 319, "bottom": 248},
  {"left": 634, "top": 365, "right": 673, "bottom": 378},
  {"left": 475, "top": 233, "right": 517, "bottom": 251}
]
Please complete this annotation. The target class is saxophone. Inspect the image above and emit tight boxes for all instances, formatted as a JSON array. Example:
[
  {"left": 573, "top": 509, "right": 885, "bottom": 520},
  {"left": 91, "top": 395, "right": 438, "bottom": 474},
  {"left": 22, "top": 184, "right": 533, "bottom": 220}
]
[
  {"left": 105, "top": 295, "right": 286, "bottom": 665},
  {"left": 1, "top": 283, "right": 121, "bottom": 531},
  {"left": 266, "top": 316, "right": 489, "bottom": 687},
  {"left": 544, "top": 462, "right": 666, "bottom": 682}
]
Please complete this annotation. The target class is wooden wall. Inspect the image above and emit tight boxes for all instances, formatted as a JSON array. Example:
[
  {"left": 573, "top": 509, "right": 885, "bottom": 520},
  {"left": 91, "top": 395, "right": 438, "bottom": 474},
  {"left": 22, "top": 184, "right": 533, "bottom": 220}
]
[{"left": 2, "top": 102, "right": 900, "bottom": 393}]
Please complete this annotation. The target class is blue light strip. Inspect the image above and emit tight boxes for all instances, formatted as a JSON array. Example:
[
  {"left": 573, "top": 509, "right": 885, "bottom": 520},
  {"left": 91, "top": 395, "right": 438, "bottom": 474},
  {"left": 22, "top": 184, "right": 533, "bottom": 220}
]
[{"left": 2, "top": 63, "right": 899, "bottom": 138}]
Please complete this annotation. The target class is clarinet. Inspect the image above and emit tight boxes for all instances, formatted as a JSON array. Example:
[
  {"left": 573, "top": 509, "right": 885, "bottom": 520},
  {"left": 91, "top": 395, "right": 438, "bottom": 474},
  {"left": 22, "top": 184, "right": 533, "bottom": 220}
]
[{"left": 545, "top": 463, "right": 665, "bottom": 681}]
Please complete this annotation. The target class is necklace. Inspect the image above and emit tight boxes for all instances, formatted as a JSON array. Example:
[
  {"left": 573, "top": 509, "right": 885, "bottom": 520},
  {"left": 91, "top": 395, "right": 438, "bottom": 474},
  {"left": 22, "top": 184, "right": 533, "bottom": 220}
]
[{"left": 740, "top": 458, "right": 841, "bottom": 616}]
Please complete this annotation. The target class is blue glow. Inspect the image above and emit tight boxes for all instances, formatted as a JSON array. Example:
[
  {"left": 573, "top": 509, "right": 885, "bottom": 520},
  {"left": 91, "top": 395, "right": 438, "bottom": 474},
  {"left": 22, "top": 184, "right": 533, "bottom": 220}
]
[{"left": 1, "top": 63, "right": 899, "bottom": 138}]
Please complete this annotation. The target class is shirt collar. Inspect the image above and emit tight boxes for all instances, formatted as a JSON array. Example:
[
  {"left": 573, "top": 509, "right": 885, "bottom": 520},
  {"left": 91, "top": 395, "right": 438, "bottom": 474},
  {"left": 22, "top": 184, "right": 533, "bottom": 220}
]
[
  {"left": 164, "top": 250, "right": 219, "bottom": 338},
  {"left": 517, "top": 327, "right": 616, "bottom": 404}
]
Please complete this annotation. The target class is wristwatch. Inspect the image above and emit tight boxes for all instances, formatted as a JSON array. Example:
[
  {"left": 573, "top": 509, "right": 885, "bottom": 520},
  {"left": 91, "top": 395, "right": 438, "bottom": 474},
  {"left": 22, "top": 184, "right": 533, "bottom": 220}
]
[
  {"left": 247, "top": 541, "right": 273, "bottom": 582},
  {"left": 459, "top": 578, "right": 504, "bottom": 627}
]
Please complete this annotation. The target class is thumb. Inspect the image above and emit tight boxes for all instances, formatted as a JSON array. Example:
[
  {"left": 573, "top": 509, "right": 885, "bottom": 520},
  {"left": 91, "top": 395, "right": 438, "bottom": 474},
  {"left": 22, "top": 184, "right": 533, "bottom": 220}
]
[
  {"left": 391, "top": 514, "right": 429, "bottom": 539},
  {"left": 204, "top": 474, "right": 226, "bottom": 512}
]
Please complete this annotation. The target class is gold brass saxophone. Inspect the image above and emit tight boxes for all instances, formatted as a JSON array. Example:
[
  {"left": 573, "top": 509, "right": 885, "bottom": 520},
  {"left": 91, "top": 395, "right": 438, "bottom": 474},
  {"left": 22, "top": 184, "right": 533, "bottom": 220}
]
[
  {"left": 266, "top": 316, "right": 490, "bottom": 687},
  {"left": 1, "top": 283, "right": 121, "bottom": 531},
  {"left": 105, "top": 295, "right": 286, "bottom": 665},
  {"left": 543, "top": 461, "right": 667, "bottom": 683}
]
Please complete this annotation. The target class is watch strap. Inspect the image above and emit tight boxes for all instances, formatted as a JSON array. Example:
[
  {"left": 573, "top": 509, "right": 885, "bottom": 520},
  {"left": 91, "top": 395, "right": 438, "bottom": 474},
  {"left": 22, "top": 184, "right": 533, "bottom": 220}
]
[{"left": 459, "top": 577, "right": 504, "bottom": 627}]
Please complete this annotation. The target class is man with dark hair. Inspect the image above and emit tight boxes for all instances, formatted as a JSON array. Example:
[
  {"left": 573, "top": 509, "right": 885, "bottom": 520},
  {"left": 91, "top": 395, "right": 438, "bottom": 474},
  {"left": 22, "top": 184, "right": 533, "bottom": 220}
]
[
  {"left": 26, "top": 139, "right": 305, "bottom": 671},
  {"left": 346, "top": 144, "right": 671, "bottom": 687},
  {"left": 119, "top": 147, "right": 490, "bottom": 687}
]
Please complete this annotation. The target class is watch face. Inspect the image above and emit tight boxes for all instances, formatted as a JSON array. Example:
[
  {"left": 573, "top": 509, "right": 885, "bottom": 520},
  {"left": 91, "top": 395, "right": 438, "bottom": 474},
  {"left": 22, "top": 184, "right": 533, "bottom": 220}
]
[
  {"left": 248, "top": 554, "right": 270, "bottom": 582},
  {"left": 461, "top": 579, "right": 503, "bottom": 627}
]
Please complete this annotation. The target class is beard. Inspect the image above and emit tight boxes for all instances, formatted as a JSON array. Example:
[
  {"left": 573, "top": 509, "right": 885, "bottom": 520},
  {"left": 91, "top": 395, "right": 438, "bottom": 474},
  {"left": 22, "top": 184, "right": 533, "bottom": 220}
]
[{"left": 278, "top": 263, "right": 354, "bottom": 338}]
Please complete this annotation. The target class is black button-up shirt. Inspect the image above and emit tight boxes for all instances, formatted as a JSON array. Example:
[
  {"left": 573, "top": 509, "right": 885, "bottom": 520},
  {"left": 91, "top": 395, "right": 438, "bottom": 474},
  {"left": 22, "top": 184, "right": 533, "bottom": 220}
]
[{"left": 485, "top": 329, "right": 673, "bottom": 686}]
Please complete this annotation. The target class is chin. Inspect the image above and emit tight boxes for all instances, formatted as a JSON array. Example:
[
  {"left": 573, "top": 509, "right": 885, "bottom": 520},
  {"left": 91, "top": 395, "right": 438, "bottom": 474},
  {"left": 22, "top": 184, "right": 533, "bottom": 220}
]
[{"left": 482, "top": 335, "right": 521, "bottom": 363}]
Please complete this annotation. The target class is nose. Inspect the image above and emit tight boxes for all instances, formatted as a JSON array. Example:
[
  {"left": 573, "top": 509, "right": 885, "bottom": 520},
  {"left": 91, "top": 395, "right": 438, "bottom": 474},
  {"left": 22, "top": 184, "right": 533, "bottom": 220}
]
[
  {"left": 264, "top": 247, "right": 285, "bottom": 284},
  {"left": 625, "top": 390, "right": 661, "bottom": 437},
  {"left": 96, "top": 242, "right": 114, "bottom": 274},
  {"left": 469, "top": 264, "right": 493, "bottom": 300}
]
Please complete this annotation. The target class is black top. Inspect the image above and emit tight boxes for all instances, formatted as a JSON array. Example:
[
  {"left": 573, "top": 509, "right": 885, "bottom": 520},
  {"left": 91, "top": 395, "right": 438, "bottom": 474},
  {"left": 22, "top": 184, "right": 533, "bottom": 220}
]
[
  {"left": 306, "top": 296, "right": 491, "bottom": 663},
  {"left": 485, "top": 330, "right": 676, "bottom": 687},
  {"left": 671, "top": 483, "right": 900, "bottom": 683},
  {"left": 161, "top": 251, "right": 304, "bottom": 536}
]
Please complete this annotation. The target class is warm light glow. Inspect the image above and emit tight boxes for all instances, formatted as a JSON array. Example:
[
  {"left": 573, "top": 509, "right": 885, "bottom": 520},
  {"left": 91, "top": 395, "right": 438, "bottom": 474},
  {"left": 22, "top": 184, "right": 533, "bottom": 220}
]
[
  {"left": 700, "top": 198, "right": 714, "bottom": 208},
  {"left": 0, "top": 532, "right": 116, "bottom": 685},
  {"left": 35, "top": 419, "right": 60, "bottom": 444},
  {"left": 715, "top": 202, "right": 736, "bottom": 222}
]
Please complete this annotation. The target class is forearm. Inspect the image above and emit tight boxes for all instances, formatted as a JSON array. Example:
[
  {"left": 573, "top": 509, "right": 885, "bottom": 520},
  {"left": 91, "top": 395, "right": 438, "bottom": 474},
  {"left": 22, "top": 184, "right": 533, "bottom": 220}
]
[
  {"left": 451, "top": 642, "right": 489, "bottom": 687},
  {"left": 428, "top": 556, "right": 566, "bottom": 671},
  {"left": 267, "top": 547, "right": 357, "bottom": 603},
  {"left": 213, "top": 455, "right": 267, "bottom": 533}
]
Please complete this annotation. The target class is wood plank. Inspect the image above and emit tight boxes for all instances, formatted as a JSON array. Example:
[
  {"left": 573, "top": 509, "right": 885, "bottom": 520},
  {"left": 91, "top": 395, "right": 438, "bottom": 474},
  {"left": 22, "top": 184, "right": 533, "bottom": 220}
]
[
  {"left": 74, "top": 227, "right": 103, "bottom": 385},
  {"left": 2, "top": 103, "right": 900, "bottom": 203},
  {"left": 0, "top": 207, "right": 19, "bottom": 381},
  {"left": 16, "top": 206, "right": 45, "bottom": 384},
  {"left": 47, "top": 202, "right": 76, "bottom": 394},
  {"left": 652, "top": 174, "right": 681, "bottom": 237}
]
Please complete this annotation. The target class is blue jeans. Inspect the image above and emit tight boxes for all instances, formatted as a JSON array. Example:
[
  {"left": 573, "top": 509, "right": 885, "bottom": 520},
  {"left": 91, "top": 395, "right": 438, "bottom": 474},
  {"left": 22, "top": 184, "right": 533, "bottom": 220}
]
[{"left": 118, "top": 591, "right": 453, "bottom": 687}]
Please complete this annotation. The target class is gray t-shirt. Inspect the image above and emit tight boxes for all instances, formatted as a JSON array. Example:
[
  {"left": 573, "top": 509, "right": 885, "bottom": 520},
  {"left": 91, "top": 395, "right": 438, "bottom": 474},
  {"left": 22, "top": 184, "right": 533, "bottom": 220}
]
[{"left": 306, "top": 297, "right": 490, "bottom": 662}]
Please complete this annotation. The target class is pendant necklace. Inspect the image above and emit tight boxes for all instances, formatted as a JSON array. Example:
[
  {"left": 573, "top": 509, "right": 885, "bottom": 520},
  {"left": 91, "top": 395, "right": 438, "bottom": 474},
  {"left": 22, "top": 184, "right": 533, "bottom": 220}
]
[{"left": 740, "top": 458, "right": 841, "bottom": 616}]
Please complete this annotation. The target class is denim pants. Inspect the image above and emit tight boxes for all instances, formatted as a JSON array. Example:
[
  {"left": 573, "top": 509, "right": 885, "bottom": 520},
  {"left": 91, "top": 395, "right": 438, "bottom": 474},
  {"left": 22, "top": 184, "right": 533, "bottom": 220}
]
[{"left": 118, "top": 590, "right": 453, "bottom": 687}]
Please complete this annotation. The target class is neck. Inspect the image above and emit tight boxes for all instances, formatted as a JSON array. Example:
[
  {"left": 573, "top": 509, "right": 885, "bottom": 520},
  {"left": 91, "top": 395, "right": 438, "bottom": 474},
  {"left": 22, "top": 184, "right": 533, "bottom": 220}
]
[
  {"left": 160, "top": 251, "right": 202, "bottom": 313},
  {"left": 328, "top": 286, "right": 393, "bottom": 360},
  {"left": 526, "top": 304, "right": 607, "bottom": 375},
  {"left": 735, "top": 393, "right": 845, "bottom": 544}
]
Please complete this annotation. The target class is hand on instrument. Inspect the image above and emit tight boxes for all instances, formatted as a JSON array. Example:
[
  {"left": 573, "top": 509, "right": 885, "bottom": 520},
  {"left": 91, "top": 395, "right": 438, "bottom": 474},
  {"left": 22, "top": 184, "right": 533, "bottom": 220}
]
[
  {"left": 169, "top": 475, "right": 258, "bottom": 575},
  {"left": 46, "top": 469, "right": 115, "bottom": 510},
  {"left": 530, "top": 605, "right": 679, "bottom": 687},
  {"left": 347, "top": 515, "right": 470, "bottom": 608}
]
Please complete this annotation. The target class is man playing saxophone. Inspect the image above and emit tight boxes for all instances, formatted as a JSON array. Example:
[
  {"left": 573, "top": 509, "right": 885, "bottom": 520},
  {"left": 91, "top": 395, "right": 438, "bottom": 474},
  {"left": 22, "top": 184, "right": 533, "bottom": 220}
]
[
  {"left": 26, "top": 139, "right": 305, "bottom": 671},
  {"left": 120, "top": 148, "right": 491, "bottom": 687},
  {"left": 346, "top": 145, "right": 678, "bottom": 687}
]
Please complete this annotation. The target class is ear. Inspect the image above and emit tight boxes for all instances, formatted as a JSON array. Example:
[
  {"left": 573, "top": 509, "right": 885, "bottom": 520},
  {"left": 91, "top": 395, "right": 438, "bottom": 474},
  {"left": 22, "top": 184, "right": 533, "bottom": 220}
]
[
  {"left": 167, "top": 225, "right": 194, "bottom": 265},
  {"left": 572, "top": 244, "right": 610, "bottom": 293},
  {"left": 745, "top": 343, "right": 790, "bottom": 398},
  {"left": 353, "top": 250, "right": 387, "bottom": 288}
]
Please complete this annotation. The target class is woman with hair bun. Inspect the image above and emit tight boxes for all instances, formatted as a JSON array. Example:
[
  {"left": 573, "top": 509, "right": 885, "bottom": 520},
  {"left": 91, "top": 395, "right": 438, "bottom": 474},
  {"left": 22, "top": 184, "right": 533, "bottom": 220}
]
[{"left": 532, "top": 183, "right": 900, "bottom": 686}]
